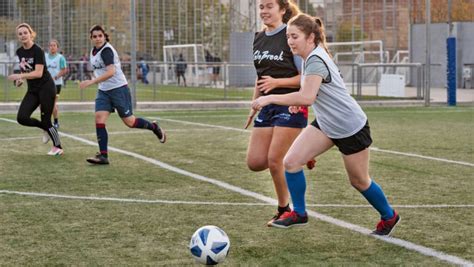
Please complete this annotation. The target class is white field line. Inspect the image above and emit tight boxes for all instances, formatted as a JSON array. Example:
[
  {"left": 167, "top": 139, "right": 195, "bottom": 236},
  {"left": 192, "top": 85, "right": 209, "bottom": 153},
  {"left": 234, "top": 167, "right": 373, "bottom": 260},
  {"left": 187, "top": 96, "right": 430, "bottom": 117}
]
[
  {"left": 1, "top": 117, "right": 473, "bottom": 266},
  {"left": 152, "top": 117, "right": 474, "bottom": 167},
  {"left": 0, "top": 136, "right": 39, "bottom": 141},
  {"left": 0, "top": 190, "right": 472, "bottom": 208},
  {"left": 0, "top": 129, "right": 224, "bottom": 142},
  {"left": 370, "top": 147, "right": 474, "bottom": 167},
  {"left": 155, "top": 117, "right": 250, "bottom": 133}
]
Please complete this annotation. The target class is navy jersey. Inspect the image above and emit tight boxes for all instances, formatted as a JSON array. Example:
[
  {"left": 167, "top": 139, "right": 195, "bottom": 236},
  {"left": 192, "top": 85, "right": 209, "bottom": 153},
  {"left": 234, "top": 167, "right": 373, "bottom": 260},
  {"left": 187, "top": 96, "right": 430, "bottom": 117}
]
[{"left": 253, "top": 25, "right": 299, "bottom": 95}]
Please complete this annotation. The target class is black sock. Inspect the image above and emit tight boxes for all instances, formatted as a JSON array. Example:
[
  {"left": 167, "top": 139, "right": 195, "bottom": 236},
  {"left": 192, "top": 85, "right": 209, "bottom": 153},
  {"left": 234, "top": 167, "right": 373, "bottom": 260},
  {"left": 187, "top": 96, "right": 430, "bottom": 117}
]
[
  {"left": 54, "top": 118, "right": 58, "bottom": 124},
  {"left": 101, "top": 152, "right": 108, "bottom": 158},
  {"left": 96, "top": 123, "right": 108, "bottom": 155},
  {"left": 133, "top": 118, "right": 155, "bottom": 130},
  {"left": 278, "top": 204, "right": 290, "bottom": 214}
]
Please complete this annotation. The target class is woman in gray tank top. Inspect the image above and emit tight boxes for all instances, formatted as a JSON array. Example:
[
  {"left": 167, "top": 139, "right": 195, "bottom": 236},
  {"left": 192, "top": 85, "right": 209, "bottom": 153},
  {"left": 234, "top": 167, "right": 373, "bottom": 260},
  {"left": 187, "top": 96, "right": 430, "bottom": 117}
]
[{"left": 251, "top": 14, "right": 400, "bottom": 235}]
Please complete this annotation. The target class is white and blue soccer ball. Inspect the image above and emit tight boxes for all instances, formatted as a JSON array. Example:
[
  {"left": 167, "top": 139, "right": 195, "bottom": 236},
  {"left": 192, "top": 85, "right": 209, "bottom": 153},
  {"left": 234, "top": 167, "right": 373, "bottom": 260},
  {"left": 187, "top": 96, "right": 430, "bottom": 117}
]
[{"left": 189, "top": 225, "right": 230, "bottom": 265}]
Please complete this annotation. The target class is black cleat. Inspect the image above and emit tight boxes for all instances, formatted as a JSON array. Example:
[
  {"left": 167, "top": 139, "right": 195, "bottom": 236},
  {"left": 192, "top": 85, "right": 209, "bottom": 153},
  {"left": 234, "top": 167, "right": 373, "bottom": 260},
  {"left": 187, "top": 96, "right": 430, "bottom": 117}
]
[
  {"left": 271, "top": 211, "right": 308, "bottom": 229},
  {"left": 86, "top": 153, "right": 109, "bottom": 165},
  {"left": 152, "top": 121, "right": 166, "bottom": 143},
  {"left": 267, "top": 205, "right": 292, "bottom": 227}
]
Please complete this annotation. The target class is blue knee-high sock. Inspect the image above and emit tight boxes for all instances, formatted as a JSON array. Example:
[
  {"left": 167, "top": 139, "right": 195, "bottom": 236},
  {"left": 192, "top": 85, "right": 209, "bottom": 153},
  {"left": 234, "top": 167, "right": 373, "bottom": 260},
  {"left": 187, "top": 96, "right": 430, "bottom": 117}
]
[
  {"left": 285, "top": 170, "right": 307, "bottom": 216},
  {"left": 133, "top": 118, "right": 155, "bottom": 130},
  {"left": 361, "top": 180, "right": 394, "bottom": 220},
  {"left": 96, "top": 123, "right": 108, "bottom": 156}
]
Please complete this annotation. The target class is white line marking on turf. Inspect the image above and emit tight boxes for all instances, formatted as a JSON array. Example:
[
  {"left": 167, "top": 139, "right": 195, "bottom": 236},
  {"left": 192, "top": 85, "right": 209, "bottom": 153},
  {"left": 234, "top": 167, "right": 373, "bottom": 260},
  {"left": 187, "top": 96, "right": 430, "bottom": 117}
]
[
  {"left": 151, "top": 117, "right": 474, "bottom": 167},
  {"left": 1, "top": 190, "right": 472, "bottom": 208},
  {"left": 0, "top": 190, "right": 272, "bottom": 206},
  {"left": 156, "top": 117, "right": 250, "bottom": 133},
  {"left": 0, "top": 129, "right": 223, "bottom": 142},
  {"left": 1, "top": 117, "right": 472, "bottom": 266},
  {"left": 0, "top": 136, "right": 39, "bottom": 141},
  {"left": 370, "top": 147, "right": 474, "bottom": 167}
]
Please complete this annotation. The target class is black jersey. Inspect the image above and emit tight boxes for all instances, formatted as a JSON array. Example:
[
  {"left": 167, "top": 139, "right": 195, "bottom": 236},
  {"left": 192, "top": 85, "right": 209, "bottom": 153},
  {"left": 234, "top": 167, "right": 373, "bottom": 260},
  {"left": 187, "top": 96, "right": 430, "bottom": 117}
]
[
  {"left": 253, "top": 26, "right": 299, "bottom": 95},
  {"left": 16, "top": 44, "right": 53, "bottom": 90}
]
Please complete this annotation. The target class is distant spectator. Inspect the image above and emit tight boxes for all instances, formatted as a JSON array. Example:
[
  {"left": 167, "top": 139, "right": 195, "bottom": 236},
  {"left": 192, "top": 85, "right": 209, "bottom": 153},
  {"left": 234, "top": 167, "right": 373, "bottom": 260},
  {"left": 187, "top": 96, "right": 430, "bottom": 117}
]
[
  {"left": 205, "top": 50, "right": 214, "bottom": 84},
  {"left": 211, "top": 55, "right": 221, "bottom": 87},
  {"left": 138, "top": 57, "right": 149, "bottom": 84},
  {"left": 175, "top": 53, "right": 187, "bottom": 87}
]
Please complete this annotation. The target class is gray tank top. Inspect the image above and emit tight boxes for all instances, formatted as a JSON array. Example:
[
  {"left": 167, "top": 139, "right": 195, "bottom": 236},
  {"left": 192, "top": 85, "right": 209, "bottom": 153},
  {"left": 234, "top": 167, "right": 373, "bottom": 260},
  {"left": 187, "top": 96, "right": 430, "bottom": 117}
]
[{"left": 304, "top": 46, "right": 367, "bottom": 139}]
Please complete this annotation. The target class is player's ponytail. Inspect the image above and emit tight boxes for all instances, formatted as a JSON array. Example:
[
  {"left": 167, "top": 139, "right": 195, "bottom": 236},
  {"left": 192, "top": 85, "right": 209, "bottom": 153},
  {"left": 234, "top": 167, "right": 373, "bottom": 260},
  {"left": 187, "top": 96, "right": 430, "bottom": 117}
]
[
  {"left": 314, "top": 17, "right": 331, "bottom": 57},
  {"left": 280, "top": 0, "right": 301, "bottom": 23},
  {"left": 288, "top": 14, "right": 332, "bottom": 57}
]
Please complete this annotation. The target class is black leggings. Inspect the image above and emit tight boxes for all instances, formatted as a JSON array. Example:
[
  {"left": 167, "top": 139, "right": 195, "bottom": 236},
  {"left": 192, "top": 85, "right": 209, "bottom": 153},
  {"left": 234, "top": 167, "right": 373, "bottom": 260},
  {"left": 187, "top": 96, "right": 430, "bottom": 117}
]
[{"left": 17, "top": 83, "right": 61, "bottom": 147}]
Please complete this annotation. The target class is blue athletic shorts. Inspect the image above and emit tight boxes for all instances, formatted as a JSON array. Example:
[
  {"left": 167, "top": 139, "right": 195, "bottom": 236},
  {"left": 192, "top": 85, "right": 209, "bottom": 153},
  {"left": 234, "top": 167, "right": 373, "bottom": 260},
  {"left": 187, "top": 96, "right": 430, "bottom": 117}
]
[
  {"left": 254, "top": 104, "right": 308, "bottom": 128},
  {"left": 95, "top": 85, "right": 133, "bottom": 118}
]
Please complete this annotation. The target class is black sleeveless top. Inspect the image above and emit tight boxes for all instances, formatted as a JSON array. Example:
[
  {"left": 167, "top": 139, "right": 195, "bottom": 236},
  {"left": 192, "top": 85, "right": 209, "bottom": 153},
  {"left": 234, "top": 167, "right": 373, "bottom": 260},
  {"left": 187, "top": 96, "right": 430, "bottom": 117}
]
[{"left": 253, "top": 26, "right": 299, "bottom": 95}]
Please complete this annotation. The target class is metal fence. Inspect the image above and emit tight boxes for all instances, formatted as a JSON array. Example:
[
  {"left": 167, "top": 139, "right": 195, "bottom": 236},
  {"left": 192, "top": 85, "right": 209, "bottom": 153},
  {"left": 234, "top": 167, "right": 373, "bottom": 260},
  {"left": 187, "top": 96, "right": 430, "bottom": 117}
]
[
  {"left": 3, "top": 1, "right": 471, "bottom": 62},
  {"left": 1, "top": 1, "right": 472, "bottom": 105},
  {"left": 1, "top": 60, "right": 430, "bottom": 104}
]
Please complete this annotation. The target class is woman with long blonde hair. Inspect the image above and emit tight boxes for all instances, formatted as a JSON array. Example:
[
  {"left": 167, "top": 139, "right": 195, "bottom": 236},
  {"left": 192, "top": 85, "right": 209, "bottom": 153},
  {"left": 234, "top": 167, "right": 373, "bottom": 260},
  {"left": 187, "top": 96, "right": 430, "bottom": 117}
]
[{"left": 8, "top": 23, "right": 63, "bottom": 155}]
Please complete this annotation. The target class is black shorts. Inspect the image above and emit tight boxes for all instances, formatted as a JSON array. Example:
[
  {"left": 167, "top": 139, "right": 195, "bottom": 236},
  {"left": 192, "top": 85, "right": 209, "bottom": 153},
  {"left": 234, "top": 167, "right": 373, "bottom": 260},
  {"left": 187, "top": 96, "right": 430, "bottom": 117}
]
[
  {"left": 55, "top": 85, "right": 62, "bottom": 95},
  {"left": 311, "top": 119, "right": 372, "bottom": 155}
]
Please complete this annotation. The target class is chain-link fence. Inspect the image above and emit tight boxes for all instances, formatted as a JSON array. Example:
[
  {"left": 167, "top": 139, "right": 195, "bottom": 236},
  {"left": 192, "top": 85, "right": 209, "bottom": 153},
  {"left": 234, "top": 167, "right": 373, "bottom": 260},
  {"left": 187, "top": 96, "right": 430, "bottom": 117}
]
[{"left": 1, "top": 0, "right": 473, "bottom": 103}]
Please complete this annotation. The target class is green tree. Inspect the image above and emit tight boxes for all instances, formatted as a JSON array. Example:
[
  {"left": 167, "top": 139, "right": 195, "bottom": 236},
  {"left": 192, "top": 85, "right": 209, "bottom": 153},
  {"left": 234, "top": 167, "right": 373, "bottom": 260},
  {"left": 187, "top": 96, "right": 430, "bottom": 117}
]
[{"left": 336, "top": 20, "right": 366, "bottom": 42}]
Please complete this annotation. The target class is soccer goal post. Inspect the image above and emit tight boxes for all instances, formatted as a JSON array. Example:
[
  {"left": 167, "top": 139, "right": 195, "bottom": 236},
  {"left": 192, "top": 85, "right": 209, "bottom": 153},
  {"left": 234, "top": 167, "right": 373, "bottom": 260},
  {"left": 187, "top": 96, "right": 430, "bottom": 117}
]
[{"left": 163, "top": 44, "right": 206, "bottom": 86}]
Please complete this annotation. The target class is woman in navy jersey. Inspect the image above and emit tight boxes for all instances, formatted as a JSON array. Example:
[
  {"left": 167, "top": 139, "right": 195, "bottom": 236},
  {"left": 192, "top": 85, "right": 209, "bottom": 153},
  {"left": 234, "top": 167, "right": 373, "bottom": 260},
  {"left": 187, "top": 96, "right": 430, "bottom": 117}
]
[
  {"left": 252, "top": 14, "right": 400, "bottom": 235},
  {"left": 79, "top": 25, "right": 166, "bottom": 165},
  {"left": 246, "top": 0, "right": 315, "bottom": 227},
  {"left": 7, "top": 23, "right": 63, "bottom": 156}
]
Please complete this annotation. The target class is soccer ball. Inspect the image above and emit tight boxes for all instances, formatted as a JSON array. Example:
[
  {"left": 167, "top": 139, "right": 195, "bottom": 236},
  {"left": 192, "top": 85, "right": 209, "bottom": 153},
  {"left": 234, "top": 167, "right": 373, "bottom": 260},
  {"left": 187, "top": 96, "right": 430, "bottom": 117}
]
[{"left": 189, "top": 225, "right": 230, "bottom": 265}]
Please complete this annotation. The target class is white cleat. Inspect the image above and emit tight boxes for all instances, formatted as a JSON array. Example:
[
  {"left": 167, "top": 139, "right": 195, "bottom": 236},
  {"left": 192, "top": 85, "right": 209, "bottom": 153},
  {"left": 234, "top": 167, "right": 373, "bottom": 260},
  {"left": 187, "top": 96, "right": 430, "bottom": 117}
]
[
  {"left": 42, "top": 131, "right": 50, "bottom": 144},
  {"left": 47, "top": 147, "right": 63, "bottom": 156}
]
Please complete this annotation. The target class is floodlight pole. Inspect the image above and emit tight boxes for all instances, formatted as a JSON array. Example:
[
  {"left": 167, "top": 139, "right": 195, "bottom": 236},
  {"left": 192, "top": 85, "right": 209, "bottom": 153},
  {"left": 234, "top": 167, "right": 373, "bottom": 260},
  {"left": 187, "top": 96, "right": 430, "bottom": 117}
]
[
  {"left": 130, "top": 0, "right": 137, "bottom": 109},
  {"left": 424, "top": 0, "right": 431, "bottom": 107}
]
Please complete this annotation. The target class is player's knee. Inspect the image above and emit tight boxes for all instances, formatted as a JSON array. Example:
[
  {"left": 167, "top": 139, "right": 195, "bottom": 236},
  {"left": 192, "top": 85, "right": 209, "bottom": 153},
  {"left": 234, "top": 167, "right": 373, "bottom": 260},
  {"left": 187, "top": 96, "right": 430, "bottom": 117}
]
[
  {"left": 267, "top": 156, "right": 281, "bottom": 171},
  {"left": 349, "top": 176, "right": 371, "bottom": 191},
  {"left": 283, "top": 155, "right": 301, "bottom": 172},
  {"left": 247, "top": 158, "right": 267, "bottom": 172},
  {"left": 16, "top": 114, "right": 29, "bottom": 126}
]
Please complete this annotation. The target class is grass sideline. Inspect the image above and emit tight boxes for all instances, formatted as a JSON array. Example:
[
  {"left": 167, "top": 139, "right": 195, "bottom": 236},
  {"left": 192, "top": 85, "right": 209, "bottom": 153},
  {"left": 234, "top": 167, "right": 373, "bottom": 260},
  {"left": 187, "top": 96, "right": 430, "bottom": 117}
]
[{"left": 0, "top": 106, "right": 473, "bottom": 265}]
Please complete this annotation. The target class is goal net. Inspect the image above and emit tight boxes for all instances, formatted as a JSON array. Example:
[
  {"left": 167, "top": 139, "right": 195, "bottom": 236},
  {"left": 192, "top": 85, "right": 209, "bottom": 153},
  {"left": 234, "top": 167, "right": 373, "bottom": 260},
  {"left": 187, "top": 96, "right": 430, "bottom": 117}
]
[
  {"left": 163, "top": 44, "right": 206, "bottom": 86},
  {"left": 328, "top": 40, "right": 386, "bottom": 84}
]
